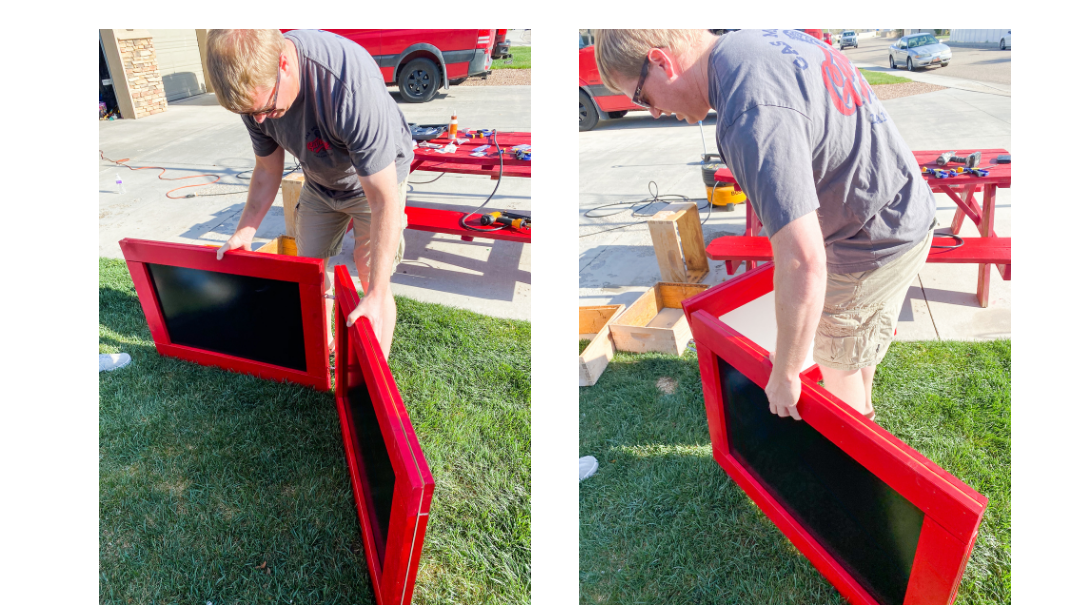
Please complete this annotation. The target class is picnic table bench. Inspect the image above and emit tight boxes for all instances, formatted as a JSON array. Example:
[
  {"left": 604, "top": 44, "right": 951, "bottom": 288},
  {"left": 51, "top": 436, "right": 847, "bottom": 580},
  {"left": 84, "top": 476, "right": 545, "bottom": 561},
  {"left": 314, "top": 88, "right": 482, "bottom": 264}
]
[{"left": 706, "top": 148, "right": 1010, "bottom": 307}]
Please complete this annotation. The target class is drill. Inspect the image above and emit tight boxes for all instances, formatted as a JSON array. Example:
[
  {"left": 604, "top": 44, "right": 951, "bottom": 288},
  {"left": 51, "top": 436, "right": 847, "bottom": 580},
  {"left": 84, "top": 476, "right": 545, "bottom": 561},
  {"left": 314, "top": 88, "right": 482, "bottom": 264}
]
[
  {"left": 480, "top": 211, "right": 531, "bottom": 229},
  {"left": 936, "top": 151, "right": 982, "bottom": 168}
]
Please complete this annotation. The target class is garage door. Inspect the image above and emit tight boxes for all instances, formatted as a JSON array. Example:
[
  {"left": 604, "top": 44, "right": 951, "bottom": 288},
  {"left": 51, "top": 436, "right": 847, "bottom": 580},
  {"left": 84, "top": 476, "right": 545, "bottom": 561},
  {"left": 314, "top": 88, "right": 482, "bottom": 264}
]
[{"left": 148, "top": 29, "right": 206, "bottom": 102}]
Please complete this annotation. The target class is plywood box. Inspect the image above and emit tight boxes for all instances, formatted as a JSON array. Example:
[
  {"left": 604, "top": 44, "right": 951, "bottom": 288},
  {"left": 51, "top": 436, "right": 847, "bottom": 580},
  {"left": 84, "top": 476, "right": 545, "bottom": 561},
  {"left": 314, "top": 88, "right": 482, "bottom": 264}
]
[
  {"left": 579, "top": 304, "right": 625, "bottom": 386},
  {"left": 610, "top": 282, "right": 712, "bottom": 355},
  {"left": 648, "top": 202, "right": 709, "bottom": 283}
]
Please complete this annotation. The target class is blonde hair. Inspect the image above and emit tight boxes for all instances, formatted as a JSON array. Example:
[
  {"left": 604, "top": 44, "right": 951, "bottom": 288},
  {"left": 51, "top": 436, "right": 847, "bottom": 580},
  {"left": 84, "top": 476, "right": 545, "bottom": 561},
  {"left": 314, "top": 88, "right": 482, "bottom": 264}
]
[
  {"left": 594, "top": 29, "right": 709, "bottom": 93},
  {"left": 205, "top": 29, "right": 287, "bottom": 113}
]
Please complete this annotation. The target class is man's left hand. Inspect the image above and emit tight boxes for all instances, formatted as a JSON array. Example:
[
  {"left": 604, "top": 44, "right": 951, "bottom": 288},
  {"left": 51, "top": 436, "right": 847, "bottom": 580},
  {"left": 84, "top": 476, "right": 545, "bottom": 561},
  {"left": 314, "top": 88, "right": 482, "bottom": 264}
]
[
  {"left": 346, "top": 290, "right": 390, "bottom": 358},
  {"left": 766, "top": 352, "right": 803, "bottom": 420}
]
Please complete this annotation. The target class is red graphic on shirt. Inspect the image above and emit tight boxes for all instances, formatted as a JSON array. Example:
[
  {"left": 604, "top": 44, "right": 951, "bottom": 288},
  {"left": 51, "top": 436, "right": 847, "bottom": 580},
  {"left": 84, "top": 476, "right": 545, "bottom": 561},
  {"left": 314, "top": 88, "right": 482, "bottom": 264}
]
[
  {"left": 307, "top": 138, "right": 330, "bottom": 154},
  {"left": 820, "top": 47, "right": 873, "bottom": 116}
]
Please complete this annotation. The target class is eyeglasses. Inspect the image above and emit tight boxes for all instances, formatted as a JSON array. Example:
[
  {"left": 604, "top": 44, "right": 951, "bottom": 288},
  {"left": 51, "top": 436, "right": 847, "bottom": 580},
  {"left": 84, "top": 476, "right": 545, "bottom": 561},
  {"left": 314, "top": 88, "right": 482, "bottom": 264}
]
[
  {"left": 631, "top": 52, "right": 653, "bottom": 109},
  {"left": 242, "top": 59, "right": 281, "bottom": 118}
]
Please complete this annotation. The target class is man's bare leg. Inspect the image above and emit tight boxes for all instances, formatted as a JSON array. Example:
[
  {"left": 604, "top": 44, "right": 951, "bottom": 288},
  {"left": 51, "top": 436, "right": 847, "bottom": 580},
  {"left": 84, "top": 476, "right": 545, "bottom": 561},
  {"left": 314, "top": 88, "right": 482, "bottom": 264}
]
[
  {"left": 861, "top": 364, "right": 877, "bottom": 419},
  {"left": 819, "top": 365, "right": 874, "bottom": 419}
]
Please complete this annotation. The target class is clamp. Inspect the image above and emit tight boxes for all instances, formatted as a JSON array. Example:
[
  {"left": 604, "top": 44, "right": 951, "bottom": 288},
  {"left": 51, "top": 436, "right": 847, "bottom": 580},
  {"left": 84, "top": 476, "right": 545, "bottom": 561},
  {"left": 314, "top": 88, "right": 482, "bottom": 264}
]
[{"left": 956, "top": 166, "right": 990, "bottom": 178}]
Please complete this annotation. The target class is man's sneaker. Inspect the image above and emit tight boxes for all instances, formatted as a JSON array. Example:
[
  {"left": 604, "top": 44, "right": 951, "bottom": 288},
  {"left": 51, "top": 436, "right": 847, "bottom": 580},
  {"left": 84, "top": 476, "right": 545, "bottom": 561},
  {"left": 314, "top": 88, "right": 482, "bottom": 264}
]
[
  {"left": 579, "top": 456, "right": 598, "bottom": 481},
  {"left": 99, "top": 353, "right": 132, "bottom": 373}
]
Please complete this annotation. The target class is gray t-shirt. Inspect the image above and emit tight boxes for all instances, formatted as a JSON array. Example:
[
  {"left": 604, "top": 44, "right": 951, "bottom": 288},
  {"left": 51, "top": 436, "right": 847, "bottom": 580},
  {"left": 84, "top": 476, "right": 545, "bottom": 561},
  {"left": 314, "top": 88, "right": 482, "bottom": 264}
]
[
  {"left": 244, "top": 29, "right": 414, "bottom": 200},
  {"left": 708, "top": 29, "right": 935, "bottom": 273}
]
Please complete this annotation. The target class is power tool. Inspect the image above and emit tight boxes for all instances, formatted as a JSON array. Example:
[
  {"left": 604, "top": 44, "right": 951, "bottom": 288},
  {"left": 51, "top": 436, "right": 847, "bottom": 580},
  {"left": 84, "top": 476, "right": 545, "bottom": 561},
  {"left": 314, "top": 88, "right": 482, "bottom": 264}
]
[
  {"left": 936, "top": 151, "right": 982, "bottom": 168},
  {"left": 480, "top": 211, "right": 530, "bottom": 230}
]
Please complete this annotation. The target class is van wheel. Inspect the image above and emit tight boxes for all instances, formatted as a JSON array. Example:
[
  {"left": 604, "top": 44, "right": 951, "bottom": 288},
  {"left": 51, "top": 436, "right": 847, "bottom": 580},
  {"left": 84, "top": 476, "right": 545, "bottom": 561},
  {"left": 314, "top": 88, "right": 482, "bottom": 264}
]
[
  {"left": 579, "top": 90, "right": 599, "bottom": 131},
  {"left": 398, "top": 58, "right": 440, "bottom": 103},
  {"left": 1000, "top": 39, "right": 1006, "bottom": 50},
  {"left": 907, "top": 58, "right": 915, "bottom": 71},
  {"left": 889, "top": 55, "right": 896, "bottom": 69}
]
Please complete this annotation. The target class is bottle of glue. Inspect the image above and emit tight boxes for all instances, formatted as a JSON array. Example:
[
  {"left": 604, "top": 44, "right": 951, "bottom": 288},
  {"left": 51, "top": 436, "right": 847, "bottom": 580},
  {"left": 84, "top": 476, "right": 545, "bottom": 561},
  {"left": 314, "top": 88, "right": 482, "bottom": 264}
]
[{"left": 448, "top": 109, "right": 458, "bottom": 141}]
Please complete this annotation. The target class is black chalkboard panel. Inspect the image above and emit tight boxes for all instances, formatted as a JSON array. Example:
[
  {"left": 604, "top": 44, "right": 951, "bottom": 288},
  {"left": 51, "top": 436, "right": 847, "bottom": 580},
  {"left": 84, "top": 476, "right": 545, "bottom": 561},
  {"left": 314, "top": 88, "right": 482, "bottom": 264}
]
[
  {"left": 718, "top": 357, "right": 924, "bottom": 605},
  {"left": 147, "top": 263, "right": 308, "bottom": 372},
  {"left": 347, "top": 377, "right": 397, "bottom": 566}
]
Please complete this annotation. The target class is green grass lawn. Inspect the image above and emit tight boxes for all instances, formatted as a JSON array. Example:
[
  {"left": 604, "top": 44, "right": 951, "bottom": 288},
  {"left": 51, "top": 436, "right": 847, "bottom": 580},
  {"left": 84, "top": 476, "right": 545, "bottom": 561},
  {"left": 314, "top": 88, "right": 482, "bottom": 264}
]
[
  {"left": 492, "top": 46, "right": 530, "bottom": 70},
  {"left": 579, "top": 341, "right": 1010, "bottom": 604},
  {"left": 99, "top": 258, "right": 530, "bottom": 604},
  {"left": 859, "top": 69, "right": 912, "bottom": 85}
]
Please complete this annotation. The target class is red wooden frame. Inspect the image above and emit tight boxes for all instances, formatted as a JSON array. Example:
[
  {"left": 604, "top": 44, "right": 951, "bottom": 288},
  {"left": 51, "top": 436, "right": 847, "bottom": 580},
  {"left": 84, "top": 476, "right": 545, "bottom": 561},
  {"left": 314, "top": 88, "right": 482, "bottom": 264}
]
[
  {"left": 681, "top": 263, "right": 987, "bottom": 605},
  {"left": 334, "top": 265, "right": 434, "bottom": 605},
  {"left": 118, "top": 238, "right": 331, "bottom": 391}
]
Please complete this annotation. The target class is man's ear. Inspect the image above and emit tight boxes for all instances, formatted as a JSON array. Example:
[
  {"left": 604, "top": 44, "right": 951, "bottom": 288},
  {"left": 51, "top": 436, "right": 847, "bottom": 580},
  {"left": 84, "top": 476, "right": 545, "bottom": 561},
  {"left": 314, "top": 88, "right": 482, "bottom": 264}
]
[{"left": 648, "top": 48, "right": 679, "bottom": 80}]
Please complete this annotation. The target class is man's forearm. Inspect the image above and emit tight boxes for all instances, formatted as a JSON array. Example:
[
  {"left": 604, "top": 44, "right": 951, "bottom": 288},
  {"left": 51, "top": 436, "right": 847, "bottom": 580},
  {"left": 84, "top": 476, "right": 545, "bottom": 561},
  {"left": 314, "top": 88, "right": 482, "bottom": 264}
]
[
  {"left": 234, "top": 163, "right": 282, "bottom": 237},
  {"left": 773, "top": 252, "right": 826, "bottom": 380},
  {"left": 365, "top": 189, "right": 401, "bottom": 297}
]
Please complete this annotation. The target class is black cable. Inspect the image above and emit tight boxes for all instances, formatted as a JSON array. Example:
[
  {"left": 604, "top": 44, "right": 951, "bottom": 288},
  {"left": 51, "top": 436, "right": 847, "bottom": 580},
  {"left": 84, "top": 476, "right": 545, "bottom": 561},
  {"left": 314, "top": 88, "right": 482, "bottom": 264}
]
[
  {"left": 237, "top": 149, "right": 302, "bottom": 180},
  {"left": 931, "top": 230, "right": 964, "bottom": 249},
  {"left": 459, "top": 130, "right": 518, "bottom": 233},
  {"left": 579, "top": 181, "right": 713, "bottom": 238},
  {"left": 409, "top": 172, "right": 446, "bottom": 186}
]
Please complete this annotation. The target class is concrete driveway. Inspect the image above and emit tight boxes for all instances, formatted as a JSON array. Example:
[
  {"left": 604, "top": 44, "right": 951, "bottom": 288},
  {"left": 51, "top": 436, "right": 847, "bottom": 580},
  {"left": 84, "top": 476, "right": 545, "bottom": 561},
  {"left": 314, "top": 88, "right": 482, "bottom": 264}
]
[
  {"left": 99, "top": 85, "right": 532, "bottom": 321},
  {"left": 579, "top": 68, "right": 1010, "bottom": 341}
]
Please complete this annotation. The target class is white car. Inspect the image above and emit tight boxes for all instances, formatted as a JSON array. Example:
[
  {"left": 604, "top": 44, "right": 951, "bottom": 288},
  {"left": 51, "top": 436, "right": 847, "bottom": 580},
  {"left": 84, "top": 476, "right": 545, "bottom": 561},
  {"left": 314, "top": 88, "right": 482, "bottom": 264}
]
[
  {"left": 839, "top": 30, "right": 858, "bottom": 49},
  {"left": 1001, "top": 30, "right": 1011, "bottom": 50},
  {"left": 889, "top": 33, "right": 952, "bottom": 71}
]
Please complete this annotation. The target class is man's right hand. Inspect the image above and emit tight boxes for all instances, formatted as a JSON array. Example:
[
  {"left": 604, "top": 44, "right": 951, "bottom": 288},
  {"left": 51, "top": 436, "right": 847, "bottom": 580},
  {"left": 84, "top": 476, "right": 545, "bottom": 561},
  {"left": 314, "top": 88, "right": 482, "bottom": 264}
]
[{"left": 217, "top": 230, "right": 254, "bottom": 260}]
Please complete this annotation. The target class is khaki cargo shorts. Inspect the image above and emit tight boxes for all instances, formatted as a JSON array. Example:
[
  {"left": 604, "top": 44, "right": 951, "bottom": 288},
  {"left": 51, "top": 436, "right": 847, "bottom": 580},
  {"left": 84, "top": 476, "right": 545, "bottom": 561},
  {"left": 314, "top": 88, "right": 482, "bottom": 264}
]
[
  {"left": 813, "top": 226, "right": 934, "bottom": 371},
  {"left": 294, "top": 177, "right": 409, "bottom": 274}
]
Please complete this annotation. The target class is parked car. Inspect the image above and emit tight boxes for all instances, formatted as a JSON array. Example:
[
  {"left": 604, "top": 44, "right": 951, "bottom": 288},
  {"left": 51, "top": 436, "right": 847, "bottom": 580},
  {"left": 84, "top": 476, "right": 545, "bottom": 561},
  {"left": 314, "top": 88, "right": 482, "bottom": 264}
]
[
  {"left": 493, "top": 29, "right": 511, "bottom": 59},
  {"left": 282, "top": 29, "right": 495, "bottom": 103},
  {"left": 889, "top": 33, "right": 952, "bottom": 71},
  {"left": 839, "top": 30, "right": 858, "bottom": 49},
  {"left": 579, "top": 43, "right": 645, "bottom": 131},
  {"left": 822, "top": 32, "right": 832, "bottom": 45},
  {"left": 1001, "top": 30, "right": 1011, "bottom": 50}
]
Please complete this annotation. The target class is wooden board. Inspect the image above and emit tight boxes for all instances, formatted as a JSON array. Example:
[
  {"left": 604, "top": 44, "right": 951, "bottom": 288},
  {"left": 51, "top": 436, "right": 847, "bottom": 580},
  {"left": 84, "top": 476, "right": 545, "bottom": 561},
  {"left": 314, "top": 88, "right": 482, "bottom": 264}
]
[
  {"left": 281, "top": 172, "right": 305, "bottom": 238},
  {"left": 255, "top": 235, "right": 298, "bottom": 257},
  {"left": 579, "top": 304, "right": 625, "bottom": 387}
]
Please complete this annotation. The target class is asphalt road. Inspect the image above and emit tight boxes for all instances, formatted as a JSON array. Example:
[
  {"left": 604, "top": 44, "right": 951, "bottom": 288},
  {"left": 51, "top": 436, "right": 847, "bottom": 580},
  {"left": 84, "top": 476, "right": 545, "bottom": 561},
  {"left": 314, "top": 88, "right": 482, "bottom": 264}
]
[{"left": 839, "top": 35, "right": 1011, "bottom": 85}]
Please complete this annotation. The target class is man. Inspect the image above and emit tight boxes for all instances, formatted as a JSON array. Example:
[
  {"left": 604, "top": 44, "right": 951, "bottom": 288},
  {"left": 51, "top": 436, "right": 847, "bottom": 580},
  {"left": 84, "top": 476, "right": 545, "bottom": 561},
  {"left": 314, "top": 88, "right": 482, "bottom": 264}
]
[
  {"left": 205, "top": 29, "right": 414, "bottom": 357},
  {"left": 595, "top": 29, "right": 936, "bottom": 421}
]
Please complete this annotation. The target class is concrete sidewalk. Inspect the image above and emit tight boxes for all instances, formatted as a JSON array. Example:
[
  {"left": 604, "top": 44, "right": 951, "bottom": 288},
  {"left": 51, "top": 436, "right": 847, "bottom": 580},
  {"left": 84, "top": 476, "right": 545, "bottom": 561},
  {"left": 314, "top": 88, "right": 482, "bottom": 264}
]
[
  {"left": 100, "top": 86, "right": 531, "bottom": 321},
  {"left": 856, "top": 62, "right": 1011, "bottom": 97},
  {"left": 579, "top": 86, "right": 1010, "bottom": 342}
]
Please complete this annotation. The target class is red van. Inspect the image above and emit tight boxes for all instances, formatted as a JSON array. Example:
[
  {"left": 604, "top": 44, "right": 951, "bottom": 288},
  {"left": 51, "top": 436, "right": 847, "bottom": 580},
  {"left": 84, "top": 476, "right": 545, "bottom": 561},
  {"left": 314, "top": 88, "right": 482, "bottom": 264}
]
[
  {"left": 579, "top": 44, "right": 644, "bottom": 131},
  {"left": 281, "top": 29, "right": 496, "bottom": 103}
]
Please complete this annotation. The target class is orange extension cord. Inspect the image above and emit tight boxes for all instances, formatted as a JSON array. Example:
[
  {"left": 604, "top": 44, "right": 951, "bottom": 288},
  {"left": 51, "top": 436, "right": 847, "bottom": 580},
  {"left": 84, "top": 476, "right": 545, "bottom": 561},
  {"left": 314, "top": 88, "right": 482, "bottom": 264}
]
[{"left": 100, "top": 150, "right": 221, "bottom": 199}]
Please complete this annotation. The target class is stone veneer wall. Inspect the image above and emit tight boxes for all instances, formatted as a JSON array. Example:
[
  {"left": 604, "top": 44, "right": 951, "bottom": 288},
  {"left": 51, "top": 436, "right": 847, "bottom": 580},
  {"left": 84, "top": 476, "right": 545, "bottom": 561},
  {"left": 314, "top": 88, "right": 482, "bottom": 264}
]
[{"left": 117, "top": 36, "right": 167, "bottom": 118}]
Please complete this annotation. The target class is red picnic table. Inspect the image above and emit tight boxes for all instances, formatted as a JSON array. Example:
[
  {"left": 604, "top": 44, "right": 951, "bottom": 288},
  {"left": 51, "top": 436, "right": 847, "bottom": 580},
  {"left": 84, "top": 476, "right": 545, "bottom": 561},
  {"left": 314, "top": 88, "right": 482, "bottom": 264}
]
[
  {"left": 406, "top": 130, "right": 531, "bottom": 243},
  {"left": 705, "top": 148, "right": 1011, "bottom": 307}
]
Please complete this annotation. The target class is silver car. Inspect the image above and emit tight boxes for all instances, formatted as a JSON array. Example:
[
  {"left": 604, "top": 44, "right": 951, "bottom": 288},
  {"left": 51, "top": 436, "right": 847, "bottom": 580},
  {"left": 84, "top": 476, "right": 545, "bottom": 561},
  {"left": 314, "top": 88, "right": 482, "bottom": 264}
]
[
  {"left": 890, "top": 33, "right": 951, "bottom": 70},
  {"left": 839, "top": 30, "right": 858, "bottom": 49}
]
